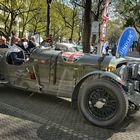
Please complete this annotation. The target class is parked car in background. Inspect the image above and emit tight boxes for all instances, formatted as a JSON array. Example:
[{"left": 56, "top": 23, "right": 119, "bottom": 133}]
[
  {"left": 40, "top": 41, "right": 49, "bottom": 48},
  {"left": 54, "top": 43, "right": 81, "bottom": 52}
]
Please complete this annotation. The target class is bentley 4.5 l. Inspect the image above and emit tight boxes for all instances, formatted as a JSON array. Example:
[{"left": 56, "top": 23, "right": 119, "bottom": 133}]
[{"left": 0, "top": 45, "right": 140, "bottom": 127}]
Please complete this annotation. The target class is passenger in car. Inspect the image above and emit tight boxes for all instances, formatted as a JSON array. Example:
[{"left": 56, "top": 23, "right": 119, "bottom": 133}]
[
  {"left": 0, "top": 36, "right": 9, "bottom": 48},
  {"left": 7, "top": 43, "right": 29, "bottom": 65},
  {"left": 6, "top": 45, "right": 24, "bottom": 65},
  {"left": 7, "top": 36, "right": 37, "bottom": 65},
  {"left": 28, "top": 36, "right": 37, "bottom": 50},
  {"left": 10, "top": 51, "right": 25, "bottom": 65},
  {"left": 17, "top": 38, "right": 30, "bottom": 56}
]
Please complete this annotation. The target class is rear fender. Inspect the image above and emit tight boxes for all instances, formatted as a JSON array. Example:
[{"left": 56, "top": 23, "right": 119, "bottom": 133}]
[{"left": 71, "top": 71, "right": 126, "bottom": 109}]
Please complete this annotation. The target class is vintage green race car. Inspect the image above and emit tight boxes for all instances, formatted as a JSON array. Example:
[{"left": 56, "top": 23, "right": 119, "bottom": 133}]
[{"left": 0, "top": 45, "right": 140, "bottom": 128}]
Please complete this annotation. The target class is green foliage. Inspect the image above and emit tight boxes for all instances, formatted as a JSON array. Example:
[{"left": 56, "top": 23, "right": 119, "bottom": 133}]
[
  {"left": 52, "top": 0, "right": 79, "bottom": 40},
  {"left": 107, "top": 19, "right": 123, "bottom": 46},
  {"left": 115, "top": 0, "right": 140, "bottom": 34},
  {"left": 0, "top": 0, "right": 80, "bottom": 41}
]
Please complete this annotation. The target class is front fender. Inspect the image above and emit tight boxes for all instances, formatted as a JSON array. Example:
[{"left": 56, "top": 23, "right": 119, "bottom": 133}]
[{"left": 71, "top": 71, "right": 126, "bottom": 109}]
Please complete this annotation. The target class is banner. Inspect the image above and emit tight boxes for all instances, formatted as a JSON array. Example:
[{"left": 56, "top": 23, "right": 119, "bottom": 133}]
[
  {"left": 101, "top": 0, "right": 110, "bottom": 42},
  {"left": 99, "top": 0, "right": 110, "bottom": 55},
  {"left": 117, "top": 27, "right": 139, "bottom": 58},
  {"left": 102, "top": 0, "right": 109, "bottom": 23}
]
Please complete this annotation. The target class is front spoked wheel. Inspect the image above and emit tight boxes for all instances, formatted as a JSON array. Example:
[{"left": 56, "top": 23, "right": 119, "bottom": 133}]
[{"left": 78, "top": 79, "right": 128, "bottom": 127}]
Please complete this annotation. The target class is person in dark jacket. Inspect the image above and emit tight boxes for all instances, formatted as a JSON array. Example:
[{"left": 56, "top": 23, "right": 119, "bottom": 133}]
[
  {"left": 111, "top": 44, "right": 117, "bottom": 56},
  {"left": 6, "top": 43, "right": 26, "bottom": 65},
  {"left": 10, "top": 51, "right": 25, "bottom": 65},
  {"left": 28, "top": 36, "right": 37, "bottom": 51}
]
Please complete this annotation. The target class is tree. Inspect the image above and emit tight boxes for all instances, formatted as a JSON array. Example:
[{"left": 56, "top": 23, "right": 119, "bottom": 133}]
[
  {"left": 91, "top": 0, "right": 106, "bottom": 44},
  {"left": 51, "top": 2, "right": 71, "bottom": 42},
  {"left": 73, "top": 0, "right": 110, "bottom": 52},
  {"left": 73, "top": 0, "right": 107, "bottom": 41},
  {"left": 106, "top": 19, "right": 123, "bottom": 46},
  {"left": 0, "top": 0, "right": 38, "bottom": 38},
  {"left": 115, "top": 0, "right": 140, "bottom": 34},
  {"left": 46, "top": 0, "right": 53, "bottom": 37},
  {"left": 54, "top": 0, "right": 79, "bottom": 40},
  {"left": 0, "top": 0, "right": 23, "bottom": 38},
  {"left": 82, "top": 0, "right": 92, "bottom": 53},
  {"left": 19, "top": 0, "right": 40, "bottom": 37},
  {"left": 25, "top": 0, "right": 47, "bottom": 37}
]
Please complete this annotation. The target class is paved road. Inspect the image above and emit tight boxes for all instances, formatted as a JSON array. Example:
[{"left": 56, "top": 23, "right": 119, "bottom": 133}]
[{"left": 0, "top": 86, "right": 140, "bottom": 140}]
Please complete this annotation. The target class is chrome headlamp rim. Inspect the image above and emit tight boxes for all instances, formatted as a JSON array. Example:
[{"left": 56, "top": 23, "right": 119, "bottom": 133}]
[
  {"left": 107, "top": 64, "right": 116, "bottom": 72},
  {"left": 131, "top": 63, "right": 139, "bottom": 79},
  {"left": 117, "top": 65, "right": 128, "bottom": 81}
]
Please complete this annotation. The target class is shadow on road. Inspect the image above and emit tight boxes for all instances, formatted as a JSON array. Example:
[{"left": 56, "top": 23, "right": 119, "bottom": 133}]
[{"left": 0, "top": 86, "right": 140, "bottom": 140}]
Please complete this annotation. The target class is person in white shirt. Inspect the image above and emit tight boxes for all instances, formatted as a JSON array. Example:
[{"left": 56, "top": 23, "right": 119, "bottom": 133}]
[{"left": 102, "top": 41, "right": 109, "bottom": 55}]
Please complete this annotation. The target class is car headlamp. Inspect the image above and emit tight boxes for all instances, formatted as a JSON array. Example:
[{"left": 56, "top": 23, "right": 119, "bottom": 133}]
[
  {"left": 107, "top": 65, "right": 116, "bottom": 72},
  {"left": 131, "top": 64, "right": 139, "bottom": 79},
  {"left": 118, "top": 65, "right": 128, "bottom": 81}
]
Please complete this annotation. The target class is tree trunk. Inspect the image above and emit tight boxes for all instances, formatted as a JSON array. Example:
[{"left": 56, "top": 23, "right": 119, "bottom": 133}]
[
  {"left": 70, "top": 9, "right": 76, "bottom": 40},
  {"left": 33, "top": 24, "right": 37, "bottom": 35},
  {"left": 8, "top": 12, "right": 16, "bottom": 44},
  {"left": 70, "top": 18, "right": 74, "bottom": 39},
  {"left": 46, "top": 0, "right": 52, "bottom": 37},
  {"left": 91, "top": 7, "right": 100, "bottom": 45},
  {"left": 8, "top": 18, "right": 13, "bottom": 37},
  {"left": 21, "top": 25, "right": 26, "bottom": 38},
  {"left": 82, "top": 0, "right": 92, "bottom": 53},
  {"left": 70, "top": 26, "right": 74, "bottom": 40}
]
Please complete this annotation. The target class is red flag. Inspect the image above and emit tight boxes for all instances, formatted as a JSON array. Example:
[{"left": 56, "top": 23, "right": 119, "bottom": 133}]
[
  {"left": 102, "top": 0, "right": 109, "bottom": 23},
  {"left": 100, "top": 0, "right": 110, "bottom": 42}
]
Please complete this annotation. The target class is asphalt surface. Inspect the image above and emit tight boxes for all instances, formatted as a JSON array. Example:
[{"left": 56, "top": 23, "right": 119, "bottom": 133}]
[{"left": 0, "top": 85, "right": 140, "bottom": 140}]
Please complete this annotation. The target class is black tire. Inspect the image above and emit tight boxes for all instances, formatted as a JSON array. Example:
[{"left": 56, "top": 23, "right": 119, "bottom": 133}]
[
  {"left": 78, "top": 79, "right": 128, "bottom": 127},
  {"left": 127, "top": 101, "right": 139, "bottom": 116}
]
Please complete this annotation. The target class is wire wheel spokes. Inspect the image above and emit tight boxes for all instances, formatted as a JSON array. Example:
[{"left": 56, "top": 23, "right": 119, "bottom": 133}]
[{"left": 87, "top": 87, "right": 118, "bottom": 121}]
